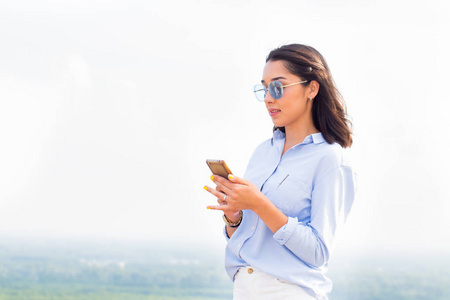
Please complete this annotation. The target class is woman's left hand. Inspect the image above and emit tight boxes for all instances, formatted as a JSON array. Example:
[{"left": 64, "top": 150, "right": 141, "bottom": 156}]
[{"left": 204, "top": 174, "right": 265, "bottom": 212}]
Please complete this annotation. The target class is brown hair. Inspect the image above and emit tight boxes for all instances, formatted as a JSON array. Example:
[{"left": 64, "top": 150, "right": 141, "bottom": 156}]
[{"left": 266, "top": 44, "right": 353, "bottom": 148}]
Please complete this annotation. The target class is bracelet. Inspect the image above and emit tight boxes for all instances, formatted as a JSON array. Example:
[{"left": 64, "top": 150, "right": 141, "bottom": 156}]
[{"left": 223, "top": 211, "right": 243, "bottom": 228}]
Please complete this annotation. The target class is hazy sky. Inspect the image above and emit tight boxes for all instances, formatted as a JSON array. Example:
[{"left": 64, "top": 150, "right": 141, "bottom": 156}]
[{"left": 1, "top": 0, "right": 449, "bottom": 254}]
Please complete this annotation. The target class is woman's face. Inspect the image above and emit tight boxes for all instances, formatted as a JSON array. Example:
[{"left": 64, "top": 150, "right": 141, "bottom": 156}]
[{"left": 261, "top": 60, "right": 312, "bottom": 130}]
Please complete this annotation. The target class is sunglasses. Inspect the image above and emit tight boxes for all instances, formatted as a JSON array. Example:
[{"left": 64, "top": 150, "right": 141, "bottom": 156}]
[{"left": 253, "top": 80, "right": 309, "bottom": 102}]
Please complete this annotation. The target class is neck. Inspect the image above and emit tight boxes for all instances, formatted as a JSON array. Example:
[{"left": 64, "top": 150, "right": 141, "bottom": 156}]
[
  {"left": 284, "top": 116, "right": 319, "bottom": 148},
  {"left": 280, "top": 113, "right": 319, "bottom": 156},
  {"left": 284, "top": 126, "right": 318, "bottom": 147}
]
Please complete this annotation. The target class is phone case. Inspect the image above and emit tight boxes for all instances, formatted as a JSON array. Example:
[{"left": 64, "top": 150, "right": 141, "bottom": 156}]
[{"left": 206, "top": 159, "right": 232, "bottom": 178}]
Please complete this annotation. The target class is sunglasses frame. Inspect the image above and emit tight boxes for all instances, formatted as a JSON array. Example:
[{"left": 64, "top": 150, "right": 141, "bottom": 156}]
[{"left": 253, "top": 80, "right": 309, "bottom": 102}]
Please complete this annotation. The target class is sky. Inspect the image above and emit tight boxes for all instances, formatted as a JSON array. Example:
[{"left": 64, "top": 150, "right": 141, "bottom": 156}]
[{"left": 1, "top": 0, "right": 449, "bottom": 255}]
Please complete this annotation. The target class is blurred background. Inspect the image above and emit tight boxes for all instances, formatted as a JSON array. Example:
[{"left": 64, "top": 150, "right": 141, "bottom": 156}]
[{"left": 1, "top": 0, "right": 449, "bottom": 299}]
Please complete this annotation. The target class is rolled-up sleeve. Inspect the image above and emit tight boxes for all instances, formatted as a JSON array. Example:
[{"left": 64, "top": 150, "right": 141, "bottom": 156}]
[{"left": 273, "top": 165, "right": 356, "bottom": 268}]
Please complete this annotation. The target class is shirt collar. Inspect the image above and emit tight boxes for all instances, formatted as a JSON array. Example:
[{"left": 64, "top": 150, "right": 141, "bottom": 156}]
[
  {"left": 273, "top": 129, "right": 326, "bottom": 145},
  {"left": 273, "top": 128, "right": 285, "bottom": 140},
  {"left": 310, "top": 132, "right": 326, "bottom": 144}
]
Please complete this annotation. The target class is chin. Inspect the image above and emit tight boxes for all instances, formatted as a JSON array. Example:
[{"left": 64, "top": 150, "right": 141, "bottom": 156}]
[{"left": 272, "top": 121, "right": 286, "bottom": 128}]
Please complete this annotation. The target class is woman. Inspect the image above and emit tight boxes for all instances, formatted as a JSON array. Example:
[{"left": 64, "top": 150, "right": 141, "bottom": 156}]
[{"left": 204, "top": 44, "right": 356, "bottom": 300}]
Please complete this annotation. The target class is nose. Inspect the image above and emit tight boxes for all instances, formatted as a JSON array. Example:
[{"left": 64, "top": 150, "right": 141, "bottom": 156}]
[{"left": 264, "top": 91, "right": 275, "bottom": 104}]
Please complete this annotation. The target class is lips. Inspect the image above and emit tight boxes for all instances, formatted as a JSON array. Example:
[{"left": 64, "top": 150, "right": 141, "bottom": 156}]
[{"left": 268, "top": 108, "right": 281, "bottom": 116}]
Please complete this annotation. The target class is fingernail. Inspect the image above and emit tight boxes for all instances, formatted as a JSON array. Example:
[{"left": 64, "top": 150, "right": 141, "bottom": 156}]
[
  {"left": 203, "top": 186, "right": 208, "bottom": 190},
  {"left": 228, "top": 174, "right": 234, "bottom": 179},
  {"left": 210, "top": 175, "right": 214, "bottom": 180}
]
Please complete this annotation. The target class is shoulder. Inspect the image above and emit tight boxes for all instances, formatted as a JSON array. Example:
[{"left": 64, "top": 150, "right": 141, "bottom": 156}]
[
  {"left": 254, "top": 137, "right": 274, "bottom": 152},
  {"left": 318, "top": 142, "right": 350, "bottom": 166},
  {"left": 314, "top": 141, "right": 353, "bottom": 179},
  {"left": 246, "top": 138, "right": 273, "bottom": 167},
  {"left": 250, "top": 133, "right": 280, "bottom": 156}
]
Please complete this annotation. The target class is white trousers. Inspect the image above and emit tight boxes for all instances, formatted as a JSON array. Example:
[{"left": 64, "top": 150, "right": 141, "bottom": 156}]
[{"left": 233, "top": 266, "right": 316, "bottom": 300}]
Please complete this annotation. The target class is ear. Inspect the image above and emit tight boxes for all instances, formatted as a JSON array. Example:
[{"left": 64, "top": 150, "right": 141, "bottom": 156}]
[{"left": 309, "top": 80, "right": 320, "bottom": 100}]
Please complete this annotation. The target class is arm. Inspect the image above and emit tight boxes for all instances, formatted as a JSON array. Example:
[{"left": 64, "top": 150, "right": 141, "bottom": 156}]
[
  {"left": 205, "top": 174, "right": 289, "bottom": 236},
  {"left": 223, "top": 211, "right": 241, "bottom": 238},
  {"left": 204, "top": 180, "right": 244, "bottom": 239},
  {"left": 205, "top": 165, "right": 356, "bottom": 268},
  {"left": 273, "top": 166, "right": 356, "bottom": 268}
]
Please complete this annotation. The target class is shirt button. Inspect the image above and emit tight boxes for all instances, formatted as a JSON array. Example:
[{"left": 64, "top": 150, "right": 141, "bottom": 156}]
[
  {"left": 237, "top": 244, "right": 241, "bottom": 248},
  {"left": 251, "top": 226, "right": 255, "bottom": 230},
  {"left": 248, "top": 268, "right": 254, "bottom": 274}
]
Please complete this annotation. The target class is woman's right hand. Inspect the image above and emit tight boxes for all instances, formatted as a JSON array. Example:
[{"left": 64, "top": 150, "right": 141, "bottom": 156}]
[{"left": 214, "top": 182, "right": 241, "bottom": 222}]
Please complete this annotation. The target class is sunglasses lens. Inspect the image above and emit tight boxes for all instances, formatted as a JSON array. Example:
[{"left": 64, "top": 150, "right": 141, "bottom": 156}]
[
  {"left": 269, "top": 81, "right": 283, "bottom": 100},
  {"left": 253, "top": 84, "right": 266, "bottom": 102}
]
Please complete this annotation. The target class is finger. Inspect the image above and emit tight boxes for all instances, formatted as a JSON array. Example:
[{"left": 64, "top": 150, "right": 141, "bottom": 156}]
[
  {"left": 216, "top": 185, "right": 226, "bottom": 204},
  {"left": 227, "top": 174, "right": 248, "bottom": 185},
  {"left": 216, "top": 198, "right": 227, "bottom": 205},
  {"left": 214, "top": 186, "right": 226, "bottom": 204},
  {"left": 211, "top": 174, "right": 233, "bottom": 189},
  {"left": 204, "top": 185, "right": 225, "bottom": 199},
  {"left": 215, "top": 179, "right": 232, "bottom": 196},
  {"left": 207, "top": 204, "right": 227, "bottom": 211}
]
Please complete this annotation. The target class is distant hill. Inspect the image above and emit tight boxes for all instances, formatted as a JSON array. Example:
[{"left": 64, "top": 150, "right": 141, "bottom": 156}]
[{"left": 0, "top": 236, "right": 449, "bottom": 300}]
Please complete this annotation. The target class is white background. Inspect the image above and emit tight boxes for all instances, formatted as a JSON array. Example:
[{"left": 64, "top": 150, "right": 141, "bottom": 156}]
[{"left": 1, "top": 0, "right": 449, "bottom": 255}]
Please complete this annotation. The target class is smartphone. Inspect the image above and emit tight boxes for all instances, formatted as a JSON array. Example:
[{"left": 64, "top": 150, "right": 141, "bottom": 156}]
[{"left": 206, "top": 159, "right": 233, "bottom": 178}]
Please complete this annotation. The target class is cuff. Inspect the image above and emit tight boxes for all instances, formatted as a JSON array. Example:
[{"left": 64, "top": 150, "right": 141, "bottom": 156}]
[
  {"left": 273, "top": 216, "right": 299, "bottom": 245},
  {"left": 223, "top": 225, "right": 230, "bottom": 240}
]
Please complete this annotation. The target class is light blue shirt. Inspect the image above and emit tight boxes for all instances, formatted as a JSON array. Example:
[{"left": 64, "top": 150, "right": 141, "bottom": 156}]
[{"left": 224, "top": 129, "right": 356, "bottom": 300}]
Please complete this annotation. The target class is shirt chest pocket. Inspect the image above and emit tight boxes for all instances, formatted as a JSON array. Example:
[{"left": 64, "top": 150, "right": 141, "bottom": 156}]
[{"left": 263, "top": 172, "right": 312, "bottom": 216}]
